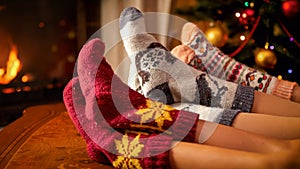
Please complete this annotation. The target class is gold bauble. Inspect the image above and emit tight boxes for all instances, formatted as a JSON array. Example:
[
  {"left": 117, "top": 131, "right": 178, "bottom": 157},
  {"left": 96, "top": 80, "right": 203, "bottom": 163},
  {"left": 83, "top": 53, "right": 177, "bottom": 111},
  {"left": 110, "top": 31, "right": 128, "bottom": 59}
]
[
  {"left": 254, "top": 48, "right": 277, "bottom": 69},
  {"left": 205, "top": 25, "right": 228, "bottom": 48}
]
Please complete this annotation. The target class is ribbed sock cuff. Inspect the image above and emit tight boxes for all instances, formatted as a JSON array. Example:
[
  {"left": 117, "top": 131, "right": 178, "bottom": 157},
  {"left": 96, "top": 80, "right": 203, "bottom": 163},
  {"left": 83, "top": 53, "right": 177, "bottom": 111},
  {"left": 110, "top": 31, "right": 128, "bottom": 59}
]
[
  {"left": 172, "top": 110, "right": 199, "bottom": 142},
  {"left": 219, "top": 109, "right": 241, "bottom": 126},
  {"left": 231, "top": 85, "right": 254, "bottom": 112},
  {"left": 142, "top": 135, "right": 173, "bottom": 168},
  {"left": 272, "top": 80, "right": 298, "bottom": 100}
]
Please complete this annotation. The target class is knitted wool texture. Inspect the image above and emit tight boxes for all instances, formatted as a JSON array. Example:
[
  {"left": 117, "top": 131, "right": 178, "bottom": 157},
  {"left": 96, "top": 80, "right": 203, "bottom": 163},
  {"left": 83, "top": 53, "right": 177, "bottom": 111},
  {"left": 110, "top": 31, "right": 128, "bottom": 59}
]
[
  {"left": 178, "top": 22, "right": 297, "bottom": 100},
  {"left": 63, "top": 38, "right": 200, "bottom": 169},
  {"left": 119, "top": 7, "right": 254, "bottom": 113}
]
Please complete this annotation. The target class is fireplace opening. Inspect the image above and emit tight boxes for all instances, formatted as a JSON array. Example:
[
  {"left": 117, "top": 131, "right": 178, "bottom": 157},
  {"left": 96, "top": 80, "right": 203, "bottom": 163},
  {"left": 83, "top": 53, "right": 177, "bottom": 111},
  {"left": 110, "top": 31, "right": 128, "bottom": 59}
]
[{"left": 0, "top": 0, "right": 100, "bottom": 128}]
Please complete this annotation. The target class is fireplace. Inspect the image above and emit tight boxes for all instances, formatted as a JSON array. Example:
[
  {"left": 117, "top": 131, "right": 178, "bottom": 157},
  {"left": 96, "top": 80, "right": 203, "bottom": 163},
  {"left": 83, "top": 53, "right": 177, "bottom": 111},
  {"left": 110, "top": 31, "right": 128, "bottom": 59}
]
[{"left": 0, "top": 0, "right": 100, "bottom": 127}]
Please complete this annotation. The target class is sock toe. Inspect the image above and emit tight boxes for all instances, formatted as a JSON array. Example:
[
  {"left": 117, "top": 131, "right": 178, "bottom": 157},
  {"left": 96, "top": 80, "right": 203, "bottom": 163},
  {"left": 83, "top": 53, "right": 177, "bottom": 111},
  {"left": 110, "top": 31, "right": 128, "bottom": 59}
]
[
  {"left": 171, "top": 44, "right": 195, "bottom": 64},
  {"left": 77, "top": 38, "right": 105, "bottom": 76},
  {"left": 77, "top": 38, "right": 106, "bottom": 120},
  {"left": 181, "top": 22, "right": 200, "bottom": 44},
  {"left": 119, "top": 7, "right": 146, "bottom": 40},
  {"left": 119, "top": 7, "right": 143, "bottom": 30},
  {"left": 77, "top": 38, "right": 106, "bottom": 96},
  {"left": 119, "top": 7, "right": 156, "bottom": 56}
]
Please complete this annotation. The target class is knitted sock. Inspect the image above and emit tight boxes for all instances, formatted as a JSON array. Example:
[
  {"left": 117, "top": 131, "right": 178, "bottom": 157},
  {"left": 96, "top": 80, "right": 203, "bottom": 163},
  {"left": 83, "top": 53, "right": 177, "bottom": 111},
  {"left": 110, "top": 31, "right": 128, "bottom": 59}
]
[
  {"left": 119, "top": 7, "right": 254, "bottom": 112},
  {"left": 179, "top": 22, "right": 297, "bottom": 100},
  {"left": 64, "top": 77, "right": 177, "bottom": 168},
  {"left": 65, "top": 38, "right": 202, "bottom": 168}
]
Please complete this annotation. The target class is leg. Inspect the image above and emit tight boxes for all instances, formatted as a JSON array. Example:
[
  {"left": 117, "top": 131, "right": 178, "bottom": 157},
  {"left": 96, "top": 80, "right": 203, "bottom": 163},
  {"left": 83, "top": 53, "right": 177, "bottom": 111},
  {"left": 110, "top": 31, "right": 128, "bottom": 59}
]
[
  {"left": 194, "top": 120, "right": 298, "bottom": 153},
  {"left": 173, "top": 102, "right": 300, "bottom": 139},
  {"left": 292, "top": 85, "right": 300, "bottom": 103},
  {"left": 169, "top": 141, "right": 300, "bottom": 169},
  {"left": 252, "top": 91, "right": 300, "bottom": 117},
  {"left": 232, "top": 112, "right": 300, "bottom": 139}
]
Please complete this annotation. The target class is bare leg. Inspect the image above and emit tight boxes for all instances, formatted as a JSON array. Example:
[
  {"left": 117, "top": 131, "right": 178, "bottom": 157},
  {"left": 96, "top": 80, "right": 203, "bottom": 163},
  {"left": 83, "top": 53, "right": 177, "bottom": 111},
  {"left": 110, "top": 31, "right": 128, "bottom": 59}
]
[
  {"left": 169, "top": 141, "right": 300, "bottom": 169},
  {"left": 194, "top": 120, "right": 298, "bottom": 153},
  {"left": 252, "top": 91, "right": 300, "bottom": 117},
  {"left": 292, "top": 85, "right": 300, "bottom": 103},
  {"left": 232, "top": 113, "right": 300, "bottom": 139},
  {"left": 169, "top": 142, "right": 267, "bottom": 169}
]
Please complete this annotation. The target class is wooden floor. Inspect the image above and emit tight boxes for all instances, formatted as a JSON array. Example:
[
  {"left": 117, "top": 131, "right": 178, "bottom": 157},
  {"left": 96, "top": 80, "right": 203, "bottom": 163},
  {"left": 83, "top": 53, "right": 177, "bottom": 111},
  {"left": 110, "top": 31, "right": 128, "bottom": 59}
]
[{"left": 0, "top": 103, "right": 113, "bottom": 169}]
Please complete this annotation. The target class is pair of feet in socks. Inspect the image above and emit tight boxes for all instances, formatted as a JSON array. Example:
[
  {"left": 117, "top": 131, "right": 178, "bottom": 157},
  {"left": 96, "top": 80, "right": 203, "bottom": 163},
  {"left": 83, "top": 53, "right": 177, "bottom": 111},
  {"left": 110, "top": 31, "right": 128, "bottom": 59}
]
[{"left": 63, "top": 7, "right": 300, "bottom": 168}]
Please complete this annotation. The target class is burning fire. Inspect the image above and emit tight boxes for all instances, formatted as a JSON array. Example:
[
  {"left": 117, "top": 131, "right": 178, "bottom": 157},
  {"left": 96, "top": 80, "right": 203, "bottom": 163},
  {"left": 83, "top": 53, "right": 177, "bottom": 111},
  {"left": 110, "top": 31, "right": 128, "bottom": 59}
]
[{"left": 0, "top": 44, "right": 22, "bottom": 84}]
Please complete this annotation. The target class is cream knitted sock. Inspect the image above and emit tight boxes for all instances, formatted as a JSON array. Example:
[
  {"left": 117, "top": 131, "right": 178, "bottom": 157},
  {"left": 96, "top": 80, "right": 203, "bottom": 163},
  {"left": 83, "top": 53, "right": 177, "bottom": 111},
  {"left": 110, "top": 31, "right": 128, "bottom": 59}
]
[{"left": 179, "top": 22, "right": 297, "bottom": 100}]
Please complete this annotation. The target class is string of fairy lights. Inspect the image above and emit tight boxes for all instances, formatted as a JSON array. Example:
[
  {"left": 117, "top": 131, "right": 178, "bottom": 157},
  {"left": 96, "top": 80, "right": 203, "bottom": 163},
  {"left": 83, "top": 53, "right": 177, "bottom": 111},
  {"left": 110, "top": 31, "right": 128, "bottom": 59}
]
[{"left": 232, "top": 0, "right": 299, "bottom": 80}]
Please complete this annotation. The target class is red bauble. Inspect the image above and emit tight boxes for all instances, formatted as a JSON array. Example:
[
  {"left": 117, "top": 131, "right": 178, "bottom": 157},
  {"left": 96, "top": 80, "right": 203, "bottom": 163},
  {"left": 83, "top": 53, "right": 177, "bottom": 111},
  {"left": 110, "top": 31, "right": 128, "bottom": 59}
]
[
  {"left": 238, "top": 9, "right": 256, "bottom": 25},
  {"left": 281, "top": 0, "right": 300, "bottom": 18}
]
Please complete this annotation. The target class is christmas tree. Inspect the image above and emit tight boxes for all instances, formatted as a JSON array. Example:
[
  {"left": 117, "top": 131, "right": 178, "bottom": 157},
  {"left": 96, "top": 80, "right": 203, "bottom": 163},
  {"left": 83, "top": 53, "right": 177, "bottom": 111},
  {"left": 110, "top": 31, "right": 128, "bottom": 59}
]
[{"left": 176, "top": 0, "right": 300, "bottom": 84}]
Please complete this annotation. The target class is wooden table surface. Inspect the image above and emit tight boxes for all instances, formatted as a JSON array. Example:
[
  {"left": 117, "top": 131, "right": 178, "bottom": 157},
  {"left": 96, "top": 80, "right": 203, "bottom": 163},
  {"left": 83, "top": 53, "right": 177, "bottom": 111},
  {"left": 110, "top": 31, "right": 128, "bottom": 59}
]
[{"left": 0, "top": 103, "right": 113, "bottom": 169}]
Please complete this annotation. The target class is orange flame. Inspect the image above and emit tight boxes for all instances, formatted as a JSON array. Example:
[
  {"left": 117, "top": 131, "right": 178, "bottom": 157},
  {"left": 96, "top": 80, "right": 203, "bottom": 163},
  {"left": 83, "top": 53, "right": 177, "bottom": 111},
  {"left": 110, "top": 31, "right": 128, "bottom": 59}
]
[{"left": 0, "top": 44, "right": 22, "bottom": 84}]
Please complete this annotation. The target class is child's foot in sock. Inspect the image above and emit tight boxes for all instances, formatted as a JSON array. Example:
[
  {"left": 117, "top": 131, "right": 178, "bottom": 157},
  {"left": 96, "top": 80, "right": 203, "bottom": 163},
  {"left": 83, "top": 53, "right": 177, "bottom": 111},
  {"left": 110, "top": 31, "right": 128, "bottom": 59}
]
[
  {"left": 179, "top": 22, "right": 297, "bottom": 100},
  {"left": 119, "top": 7, "right": 254, "bottom": 112}
]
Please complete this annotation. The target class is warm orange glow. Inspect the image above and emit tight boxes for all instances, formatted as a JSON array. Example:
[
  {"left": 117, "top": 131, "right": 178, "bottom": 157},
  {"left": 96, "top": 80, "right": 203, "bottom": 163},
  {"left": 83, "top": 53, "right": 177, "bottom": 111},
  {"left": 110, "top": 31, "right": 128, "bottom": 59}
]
[
  {"left": 0, "top": 44, "right": 22, "bottom": 84},
  {"left": 21, "top": 75, "right": 29, "bottom": 83},
  {"left": 1, "top": 87, "right": 15, "bottom": 94},
  {"left": 21, "top": 73, "right": 34, "bottom": 83}
]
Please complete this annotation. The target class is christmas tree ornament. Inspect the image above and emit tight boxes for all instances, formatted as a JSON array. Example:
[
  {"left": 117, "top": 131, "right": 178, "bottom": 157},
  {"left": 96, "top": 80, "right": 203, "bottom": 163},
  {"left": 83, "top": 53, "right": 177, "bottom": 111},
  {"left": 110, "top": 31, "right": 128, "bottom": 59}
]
[
  {"left": 281, "top": 0, "right": 300, "bottom": 18},
  {"left": 194, "top": 20, "right": 210, "bottom": 33},
  {"left": 254, "top": 48, "right": 277, "bottom": 69},
  {"left": 238, "top": 8, "right": 256, "bottom": 25},
  {"left": 205, "top": 24, "right": 228, "bottom": 48}
]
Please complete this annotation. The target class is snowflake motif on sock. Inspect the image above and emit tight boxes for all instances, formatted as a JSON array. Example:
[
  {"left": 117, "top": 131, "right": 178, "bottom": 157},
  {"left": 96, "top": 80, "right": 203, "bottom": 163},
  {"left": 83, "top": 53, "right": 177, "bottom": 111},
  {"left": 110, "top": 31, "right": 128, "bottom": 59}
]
[
  {"left": 136, "top": 49, "right": 169, "bottom": 71},
  {"left": 112, "top": 134, "right": 144, "bottom": 169},
  {"left": 135, "top": 99, "right": 173, "bottom": 129},
  {"left": 135, "top": 43, "right": 177, "bottom": 86},
  {"left": 147, "top": 42, "right": 177, "bottom": 64}
]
